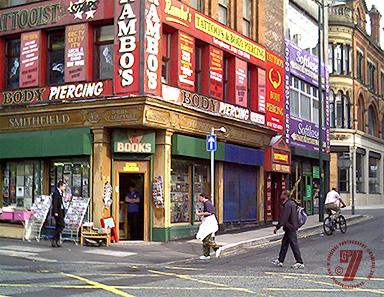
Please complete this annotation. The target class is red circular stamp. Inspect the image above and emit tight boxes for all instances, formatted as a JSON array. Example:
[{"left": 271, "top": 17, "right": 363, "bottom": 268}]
[{"left": 326, "top": 240, "right": 376, "bottom": 289}]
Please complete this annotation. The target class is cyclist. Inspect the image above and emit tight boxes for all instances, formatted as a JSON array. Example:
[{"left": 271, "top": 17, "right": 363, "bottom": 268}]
[{"left": 325, "top": 187, "right": 346, "bottom": 219}]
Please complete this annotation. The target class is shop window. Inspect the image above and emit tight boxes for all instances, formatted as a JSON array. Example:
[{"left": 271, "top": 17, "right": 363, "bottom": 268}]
[
  {"left": 312, "top": 86, "right": 319, "bottom": 124},
  {"left": 332, "top": 90, "right": 352, "bottom": 129},
  {"left": 290, "top": 77, "right": 300, "bottom": 117},
  {"left": 2, "top": 161, "right": 43, "bottom": 208},
  {"left": 223, "top": 56, "right": 230, "bottom": 101},
  {"left": 161, "top": 32, "right": 171, "bottom": 84},
  {"left": 368, "top": 105, "right": 378, "bottom": 137},
  {"left": 243, "top": 0, "right": 251, "bottom": 37},
  {"left": 357, "top": 50, "right": 364, "bottom": 82},
  {"left": 94, "top": 25, "right": 114, "bottom": 80},
  {"left": 0, "top": 0, "right": 41, "bottom": 8},
  {"left": 47, "top": 31, "right": 65, "bottom": 85},
  {"left": 170, "top": 160, "right": 210, "bottom": 224},
  {"left": 49, "top": 160, "right": 90, "bottom": 200},
  {"left": 338, "top": 153, "right": 350, "bottom": 192},
  {"left": 300, "top": 81, "right": 311, "bottom": 121},
  {"left": 190, "top": 0, "right": 204, "bottom": 12},
  {"left": 356, "top": 153, "right": 365, "bottom": 193},
  {"left": 5, "top": 38, "right": 20, "bottom": 90},
  {"left": 218, "top": 0, "right": 229, "bottom": 25},
  {"left": 369, "top": 155, "right": 380, "bottom": 194},
  {"left": 195, "top": 44, "right": 203, "bottom": 93}
]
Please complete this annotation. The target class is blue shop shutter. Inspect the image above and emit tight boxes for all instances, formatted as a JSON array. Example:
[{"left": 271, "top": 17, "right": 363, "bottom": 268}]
[{"left": 224, "top": 144, "right": 264, "bottom": 166}]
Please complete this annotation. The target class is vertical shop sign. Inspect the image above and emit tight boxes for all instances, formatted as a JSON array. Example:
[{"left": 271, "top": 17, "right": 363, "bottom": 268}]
[
  {"left": 235, "top": 58, "right": 247, "bottom": 107},
  {"left": 144, "top": 0, "right": 162, "bottom": 95},
  {"left": 20, "top": 31, "right": 40, "bottom": 88},
  {"left": 257, "top": 68, "right": 266, "bottom": 113},
  {"left": 265, "top": 51, "right": 284, "bottom": 133},
  {"left": 209, "top": 47, "right": 223, "bottom": 100},
  {"left": 65, "top": 24, "right": 87, "bottom": 82},
  {"left": 114, "top": 0, "right": 141, "bottom": 94},
  {"left": 265, "top": 173, "right": 272, "bottom": 221},
  {"left": 178, "top": 32, "right": 195, "bottom": 91}
]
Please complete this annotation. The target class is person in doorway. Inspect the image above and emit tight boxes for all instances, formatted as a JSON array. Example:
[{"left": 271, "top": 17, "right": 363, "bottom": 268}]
[
  {"left": 195, "top": 193, "right": 221, "bottom": 260},
  {"left": 125, "top": 184, "right": 141, "bottom": 240},
  {"left": 325, "top": 187, "right": 346, "bottom": 219},
  {"left": 51, "top": 181, "right": 66, "bottom": 248},
  {"left": 272, "top": 190, "right": 304, "bottom": 269}
]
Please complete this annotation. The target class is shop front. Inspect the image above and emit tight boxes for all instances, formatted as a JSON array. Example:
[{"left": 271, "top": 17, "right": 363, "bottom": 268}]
[{"left": 264, "top": 136, "right": 291, "bottom": 222}]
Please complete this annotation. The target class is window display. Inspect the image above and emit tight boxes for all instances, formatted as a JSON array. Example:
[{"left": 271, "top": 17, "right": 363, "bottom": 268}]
[
  {"left": 194, "top": 164, "right": 210, "bottom": 222},
  {"left": 170, "top": 161, "right": 191, "bottom": 223},
  {"left": 2, "top": 161, "right": 43, "bottom": 208}
]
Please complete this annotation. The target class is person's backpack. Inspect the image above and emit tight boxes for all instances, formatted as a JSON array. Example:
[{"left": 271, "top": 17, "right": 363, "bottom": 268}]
[{"left": 297, "top": 206, "right": 307, "bottom": 228}]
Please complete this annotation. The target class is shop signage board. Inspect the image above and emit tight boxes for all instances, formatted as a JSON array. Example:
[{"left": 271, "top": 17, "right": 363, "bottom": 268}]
[
  {"left": 284, "top": 39, "right": 330, "bottom": 153},
  {"left": 209, "top": 47, "right": 224, "bottom": 100},
  {"left": 161, "top": 84, "right": 266, "bottom": 126},
  {"left": 235, "top": 58, "right": 248, "bottom": 107},
  {"left": 264, "top": 136, "right": 291, "bottom": 174},
  {"left": 65, "top": 23, "right": 87, "bottom": 82},
  {"left": 0, "top": 0, "right": 113, "bottom": 36},
  {"left": 178, "top": 32, "right": 195, "bottom": 91},
  {"left": 1, "top": 80, "right": 113, "bottom": 106},
  {"left": 114, "top": 0, "right": 141, "bottom": 95},
  {"left": 20, "top": 31, "right": 41, "bottom": 88},
  {"left": 112, "top": 130, "right": 156, "bottom": 154}
]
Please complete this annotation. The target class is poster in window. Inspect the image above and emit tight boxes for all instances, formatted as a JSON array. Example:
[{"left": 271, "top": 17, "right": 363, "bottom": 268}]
[
  {"left": 65, "top": 24, "right": 87, "bottom": 82},
  {"left": 209, "top": 47, "right": 223, "bottom": 100},
  {"left": 178, "top": 32, "right": 195, "bottom": 91},
  {"left": 258, "top": 68, "right": 266, "bottom": 113},
  {"left": 20, "top": 31, "right": 41, "bottom": 88},
  {"left": 235, "top": 58, "right": 247, "bottom": 107}
]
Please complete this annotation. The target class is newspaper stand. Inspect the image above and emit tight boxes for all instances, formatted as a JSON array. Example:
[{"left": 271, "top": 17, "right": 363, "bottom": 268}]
[
  {"left": 62, "top": 197, "right": 90, "bottom": 244},
  {"left": 24, "top": 195, "right": 52, "bottom": 242}
]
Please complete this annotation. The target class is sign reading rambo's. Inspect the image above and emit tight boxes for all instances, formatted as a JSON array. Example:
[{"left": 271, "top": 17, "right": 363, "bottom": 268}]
[{"left": 0, "top": 0, "right": 112, "bottom": 36}]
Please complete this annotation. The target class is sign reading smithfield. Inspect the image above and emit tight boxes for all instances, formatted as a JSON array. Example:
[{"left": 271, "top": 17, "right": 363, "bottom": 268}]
[{"left": 113, "top": 130, "right": 155, "bottom": 154}]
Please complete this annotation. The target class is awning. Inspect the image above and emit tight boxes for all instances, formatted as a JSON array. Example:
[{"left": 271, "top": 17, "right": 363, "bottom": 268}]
[{"left": 0, "top": 128, "right": 92, "bottom": 159}]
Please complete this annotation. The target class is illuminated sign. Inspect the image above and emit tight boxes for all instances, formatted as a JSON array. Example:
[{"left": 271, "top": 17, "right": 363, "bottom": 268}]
[{"left": 273, "top": 152, "right": 289, "bottom": 163}]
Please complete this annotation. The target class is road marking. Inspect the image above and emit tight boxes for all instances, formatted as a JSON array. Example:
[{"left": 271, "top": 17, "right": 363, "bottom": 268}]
[
  {"left": 97, "top": 273, "right": 160, "bottom": 277},
  {"left": 164, "top": 266, "right": 205, "bottom": 271},
  {"left": 263, "top": 288, "right": 384, "bottom": 295},
  {"left": 265, "top": 271, "right": 384, "bottom": 282},
  {"left": 148, "top": 269, "right": 255, "bottom": 294},
  {"left": 83, "top": 250, "right": 137, "bottom": 257},
  {"left": 0, "top": 245, "right": 51, "bottom": 253},
  {"left": 62, "top": 272, "right": 136, "bottom": 297},
  {"left": 0, "top": 284, "right": 94, "bottom": 289}
]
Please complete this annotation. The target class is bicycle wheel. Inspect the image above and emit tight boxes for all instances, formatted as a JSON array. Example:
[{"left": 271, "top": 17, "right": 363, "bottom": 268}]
[
  {"left": 323, "top": 217, "right": 333, "bottom": 236},
  {"left": 338, "top": 215, "right": 347, "bottom": 233}
]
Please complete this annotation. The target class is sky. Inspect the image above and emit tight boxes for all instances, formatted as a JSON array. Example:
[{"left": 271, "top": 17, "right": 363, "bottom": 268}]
[{"left": 364, "top": 0, "right": 384, "bottom": 48}]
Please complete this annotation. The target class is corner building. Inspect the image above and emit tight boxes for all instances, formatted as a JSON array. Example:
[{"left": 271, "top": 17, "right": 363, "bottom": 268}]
[{"left": 0, "top": 0, "right": 284, "bottom": 241}]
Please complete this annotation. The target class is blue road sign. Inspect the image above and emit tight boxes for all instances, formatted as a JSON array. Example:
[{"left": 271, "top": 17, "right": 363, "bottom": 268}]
[{"left": 206, "top": 134, "right": 217, "bottom": 152}]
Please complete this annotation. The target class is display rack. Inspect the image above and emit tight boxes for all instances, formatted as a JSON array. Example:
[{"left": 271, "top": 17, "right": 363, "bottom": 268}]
[
  {"left": 62, "top": 196, "right": 90, "bottom": 244},
  {"left": 23, "top": 195, "right": 52, "bottom": 242},
  {"left": 170, "top": 168, "right": 190, "bottom": 223}
]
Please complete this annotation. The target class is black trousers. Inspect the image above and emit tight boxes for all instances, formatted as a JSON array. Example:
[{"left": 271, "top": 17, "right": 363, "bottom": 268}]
[
  {"left": 128, "top": 212, "right": 139, "bottom": 240},
  {"left": 53, "top": 216, "right": 65, "bottom": 241},
  {"left": 278, "top": 229, "right": 303, "bottom": 264}
]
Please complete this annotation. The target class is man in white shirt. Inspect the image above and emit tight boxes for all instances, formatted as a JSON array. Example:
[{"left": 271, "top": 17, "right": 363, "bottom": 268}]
[{"left": 325, "top": 188, "right": 346, "bottom": 218}]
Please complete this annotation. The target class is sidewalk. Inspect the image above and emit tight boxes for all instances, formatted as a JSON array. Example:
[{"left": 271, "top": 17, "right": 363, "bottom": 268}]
[{"left": 0, "top": 209, "right": 370, "bottom": 266}]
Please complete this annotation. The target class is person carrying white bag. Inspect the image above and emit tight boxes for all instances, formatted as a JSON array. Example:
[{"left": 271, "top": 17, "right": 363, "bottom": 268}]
[{"left": 195, "top": 193, "right": 221, "bottom": 260}]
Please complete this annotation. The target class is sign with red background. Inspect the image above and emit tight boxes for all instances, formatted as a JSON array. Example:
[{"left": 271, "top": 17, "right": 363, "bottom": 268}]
[
  {"left": 20, "top": 31, "right": 41, "bottom": 88},
  {"left": 209, "top": 47, "right": 223, "bottom": 100},
  {"left": 114, "top": 0, "right": 141, "bottom": 95},
  {"left": 178, "top": 32, "right": 195, "bottom": 91},
  {"left": 265, "top": 52, "right": 284, "bottom": 133},
  {"left": 235, "top": 58, "right": 247, "bottom": 107},
  {"left": 65, "top": 24, "right": 87, "bottom": 82},
  {"left": 0, "top": 0, "right": 113, "bottom": 36}
]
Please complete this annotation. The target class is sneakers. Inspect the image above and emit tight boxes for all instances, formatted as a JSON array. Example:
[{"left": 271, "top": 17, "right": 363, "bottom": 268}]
[
  {"left": 215, "top": 247, "right": 222, "bottom": 258},
  {"left": 199, "top": 255, "right": 211, "bottom": 260},
  {"left": 292, "top": 263, "right": 305, "bottom": 269},
  {"left": 271, "top": 259, "right": 283, "bottom": 267}
]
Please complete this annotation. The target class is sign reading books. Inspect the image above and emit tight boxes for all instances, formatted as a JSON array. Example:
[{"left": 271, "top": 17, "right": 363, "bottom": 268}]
[{"left": 112, "top": 130, "right": 156, "bottom": 154}]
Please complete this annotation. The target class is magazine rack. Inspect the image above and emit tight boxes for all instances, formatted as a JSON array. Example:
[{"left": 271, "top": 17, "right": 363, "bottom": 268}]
[{"left": 63, "top": 197, "right": 90, "bottom": 244}]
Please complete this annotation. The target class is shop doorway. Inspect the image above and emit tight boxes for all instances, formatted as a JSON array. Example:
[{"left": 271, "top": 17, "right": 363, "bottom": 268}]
[
  {"left": 271, "top": 173, "right": 283, "bottom": 222},
  {"left": 113, "top": 161, "right": 150, "bottom": 241},
  {"left": 119, "top": 173, "right": 144, "bottom": 240}
]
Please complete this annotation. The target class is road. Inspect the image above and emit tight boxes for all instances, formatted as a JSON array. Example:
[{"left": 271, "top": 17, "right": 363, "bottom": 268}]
[{"left": 0, "top": 209, "right": 382, "bottom": 297}]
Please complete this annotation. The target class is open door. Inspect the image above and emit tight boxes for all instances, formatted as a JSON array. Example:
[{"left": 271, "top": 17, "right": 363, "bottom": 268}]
[{"left": 113, "top": 161, "right": 150, "bottom": 241}]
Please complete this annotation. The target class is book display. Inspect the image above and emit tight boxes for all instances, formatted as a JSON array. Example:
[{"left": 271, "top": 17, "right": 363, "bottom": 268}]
[
  {"left": 63, "top": 196, "right": 90, "bottom": 243},
  {"left": 170, "top": 161, "right": 191, "bottom": 223},
  {"left": 153, "top": 176, "right": 164, "bottom": 208},
  {"left": 193, "top": 165, "right": 210, "bottom": 222},
  {"left": 24, "top": 195, "right": 52, "bottom": 241}
]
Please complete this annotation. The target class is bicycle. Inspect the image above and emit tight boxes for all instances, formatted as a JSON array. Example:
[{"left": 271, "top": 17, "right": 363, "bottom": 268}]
[{"left": 323, "top": 206, "right": 347, "bottom": 236}]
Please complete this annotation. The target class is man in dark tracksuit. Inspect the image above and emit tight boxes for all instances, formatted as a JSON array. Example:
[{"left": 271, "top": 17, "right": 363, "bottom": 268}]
[
  {"left": 272, "top": 190, "right": 304, "bottom": 269},
  {"left": 51, "top": 181, "right": 66, "bottom": 248}
]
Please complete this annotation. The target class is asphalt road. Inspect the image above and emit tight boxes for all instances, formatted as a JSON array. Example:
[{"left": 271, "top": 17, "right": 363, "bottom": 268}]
[{"left": 0, "top": 209, "right": 382, "bottom": 297}]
